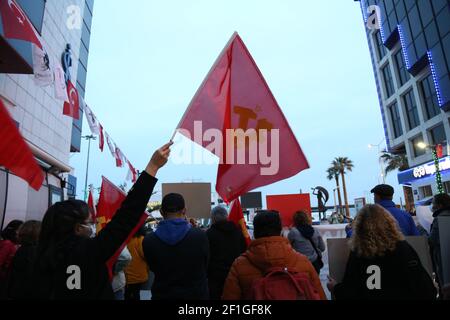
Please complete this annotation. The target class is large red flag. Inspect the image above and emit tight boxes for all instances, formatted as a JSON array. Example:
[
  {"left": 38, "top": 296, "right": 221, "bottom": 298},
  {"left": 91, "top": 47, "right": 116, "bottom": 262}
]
[
  {"left": 0, "top": 99, "right": 44, "bottom": 190},
  {"left": 177, "top": 33, "right": 309, "bottom": 202},
  {"left": 63, "top": 80, "right": 80, "bottom": 119},
  {"left": 96, "top": 177, "right": 147, "bottom": 279},
  {"left": 0, "top": 0, "right": 42, "bottom": 49},
  {"left": 87, "top": 188, "right": 97, "bottom": 223},
  {"left": 228, "top": 198, "right": 251, "bottom": 246}
]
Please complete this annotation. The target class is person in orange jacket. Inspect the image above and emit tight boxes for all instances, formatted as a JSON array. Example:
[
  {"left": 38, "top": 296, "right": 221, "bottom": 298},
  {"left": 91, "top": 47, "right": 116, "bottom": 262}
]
[
  {"left": 125, "top": 226, "right": 149, "bottom": 300},
  {"left": 222, "top": 211, "right": 327, "bottom": 300}
]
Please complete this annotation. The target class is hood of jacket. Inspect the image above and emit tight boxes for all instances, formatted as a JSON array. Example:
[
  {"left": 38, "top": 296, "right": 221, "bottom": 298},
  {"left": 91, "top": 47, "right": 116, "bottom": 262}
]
[
  {"left": 432, "top": 206, "right": 450, "bottom": 218},
  {"left": 244, "top": 236, "right": 299, "bottom": 271},
  {"left": 154, "top": 218, "right": 191, "bottom": 246}
]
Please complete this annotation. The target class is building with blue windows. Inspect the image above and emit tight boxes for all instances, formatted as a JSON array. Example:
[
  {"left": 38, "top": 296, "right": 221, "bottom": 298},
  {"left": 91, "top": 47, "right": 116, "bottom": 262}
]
[
  {"left": 357, "top": 0, "right": 450, "bottom": 207},
  {"left": 0, "top": 0, "right": 94, "bottom": 229}
]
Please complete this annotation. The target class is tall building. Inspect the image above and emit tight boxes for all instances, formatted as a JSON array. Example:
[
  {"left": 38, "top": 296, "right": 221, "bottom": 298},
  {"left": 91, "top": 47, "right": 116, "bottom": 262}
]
[
  {"left": 357, "top": 0, "right": 450, "bottom": 206},
  {"left": 0, "top": 0, "right": 94, "bottom": 229}
]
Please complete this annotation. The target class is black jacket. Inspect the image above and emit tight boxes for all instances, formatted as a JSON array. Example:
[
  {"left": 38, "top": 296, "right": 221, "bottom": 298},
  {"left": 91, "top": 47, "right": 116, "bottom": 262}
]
[
  {"left": 429, "top": 207, "right": 450, "bottom": 287},
  {"left": 7, "top": 244, "right": 36, "bottom": 299},
  {"left": 206, "top": 221, "right": 246, "bottom": 300},
  {"left": 142, "top": 221, "right": 209, "bottom": 300},
  {"left": 30, "top": 172, "right": 157, "bottom": 300},
  {"left": 334, "top": 240, "right": 436, "bottom": 300}
]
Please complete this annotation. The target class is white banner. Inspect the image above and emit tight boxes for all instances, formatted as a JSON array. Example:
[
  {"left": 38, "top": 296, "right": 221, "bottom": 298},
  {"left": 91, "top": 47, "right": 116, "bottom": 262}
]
[
  {"left": 54, "top": 64, "right": 68, "bottom": 101},
  {"left": 32, "top": 44, "right": 53, "bottom": 87}
]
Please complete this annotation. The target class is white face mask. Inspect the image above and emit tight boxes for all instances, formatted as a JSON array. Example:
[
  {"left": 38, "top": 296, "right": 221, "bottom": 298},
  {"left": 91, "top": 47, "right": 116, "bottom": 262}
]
[{"left": 80, "top": 223, "right": 96, "bottom": 238}]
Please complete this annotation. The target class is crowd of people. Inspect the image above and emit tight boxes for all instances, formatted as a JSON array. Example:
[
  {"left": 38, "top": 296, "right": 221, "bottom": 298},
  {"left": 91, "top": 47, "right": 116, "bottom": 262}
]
[{"left": 0, "top": 143, "right": 448, "bottom": 300}]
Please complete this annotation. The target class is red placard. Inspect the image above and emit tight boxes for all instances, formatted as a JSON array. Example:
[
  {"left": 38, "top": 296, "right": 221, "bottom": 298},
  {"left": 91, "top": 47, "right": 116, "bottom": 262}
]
[{"left": 266, "top": 194, "right": 311, "bottom": 227}]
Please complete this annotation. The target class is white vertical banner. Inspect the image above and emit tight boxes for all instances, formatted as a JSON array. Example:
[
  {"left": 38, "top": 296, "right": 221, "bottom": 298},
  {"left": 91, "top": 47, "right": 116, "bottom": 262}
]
[
  {"left": 54, "top": 64, "right": 68, "bottom": 101},
  {"left": 84, "top": 104, "right": 100, "bottom": 135}
]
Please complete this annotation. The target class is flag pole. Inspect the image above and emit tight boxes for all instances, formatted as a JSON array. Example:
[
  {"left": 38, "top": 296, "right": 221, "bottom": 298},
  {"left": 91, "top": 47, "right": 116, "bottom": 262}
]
[
  {"left": 82, "top": 135, "right": 96, "bottom": 201},
  {"left": 171, "top": 32, "right": 239, "bottom": 141}
]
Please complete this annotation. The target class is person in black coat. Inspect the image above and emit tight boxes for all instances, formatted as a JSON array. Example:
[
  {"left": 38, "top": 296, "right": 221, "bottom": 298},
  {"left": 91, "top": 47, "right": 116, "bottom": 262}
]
[
  {"left": 327, "top": 204, "right": 436, "bottom": 300},
  {"left": 142, "top": 193, "right": 210, "bottom": 300},
  {"left": 29, "top": 142, "right": 172, "bottom": 300},
  {"left": 7, "top": 220, "right": 41, "bottom": 299},
  {"left": 206, "top": 206, "right": 246, "bottom": 300},
  {"left": 429, "top": 193, "right": 450, "bottom": 295}
]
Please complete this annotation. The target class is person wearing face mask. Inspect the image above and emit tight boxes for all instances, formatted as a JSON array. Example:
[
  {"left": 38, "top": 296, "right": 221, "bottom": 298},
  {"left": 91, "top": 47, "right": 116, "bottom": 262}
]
[{"left": 29, "top": 142, "right": 172, "bottom": 300}]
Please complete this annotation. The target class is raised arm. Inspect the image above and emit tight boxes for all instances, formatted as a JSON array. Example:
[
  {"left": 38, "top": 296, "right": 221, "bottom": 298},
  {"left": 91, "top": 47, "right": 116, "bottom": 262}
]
[{"left": 94, "top": 142, "right": 172, "bottom": 262}]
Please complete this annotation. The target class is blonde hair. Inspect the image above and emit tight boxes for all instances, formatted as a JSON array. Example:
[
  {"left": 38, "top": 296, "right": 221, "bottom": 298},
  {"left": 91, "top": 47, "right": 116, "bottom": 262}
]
[{"left": 350, "top": 204, "right": 404, "bottom": 258}]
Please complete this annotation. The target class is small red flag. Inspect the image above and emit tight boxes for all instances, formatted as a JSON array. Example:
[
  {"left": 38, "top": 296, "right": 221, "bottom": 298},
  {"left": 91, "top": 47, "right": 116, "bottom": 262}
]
[
  {"left": 114, "top": 147, "right": 124, "bottom": 167},
  {"left": 177, "top": 33, "right": 309, "bottom": 202},
  {"left": 0, "top": 0, "right": 42, "bottom": 49},
  {"left": 63, "top": 80, "right": 80, "bottom": 119},
  {"left": 96, "top": 176, "right": 147, "bottom": 279},
  {"left": 87, "top": 188, "right": 97, "bottom": 223},
  {"left": 98, "top": 124, "right": 104, "bottom": 152},
  {"left": 228, "top": 198, "right": 251, "bottom": 246},
  {"left": 436, "top": 144, "right": 443, "bottom": 159},
  {"left": 0, "top": 99, "right": 44, "bottom": 190},
  {"left": 126, "top": 160, "right": 137, "bottom": 183}
]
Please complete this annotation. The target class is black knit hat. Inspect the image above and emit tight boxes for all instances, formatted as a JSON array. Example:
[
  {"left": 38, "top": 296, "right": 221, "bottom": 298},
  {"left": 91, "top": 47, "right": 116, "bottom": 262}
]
[{"left": 371, "top": 184, "right": 394, "bottom": 197}]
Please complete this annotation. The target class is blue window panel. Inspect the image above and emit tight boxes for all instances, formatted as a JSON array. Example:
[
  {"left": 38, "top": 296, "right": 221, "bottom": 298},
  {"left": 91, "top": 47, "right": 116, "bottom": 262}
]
[{"left": 424, "top": 21, "right": 440, "bottom": 48}]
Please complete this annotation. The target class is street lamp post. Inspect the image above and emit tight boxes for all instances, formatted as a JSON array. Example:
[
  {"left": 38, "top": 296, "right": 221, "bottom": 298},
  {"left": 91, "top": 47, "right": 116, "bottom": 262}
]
[
  {"left": 82, "top": 135, "right": 97, "bottom": 201},
  {"left": 368, "top": 139, "right": 386, "bottom": 184}
]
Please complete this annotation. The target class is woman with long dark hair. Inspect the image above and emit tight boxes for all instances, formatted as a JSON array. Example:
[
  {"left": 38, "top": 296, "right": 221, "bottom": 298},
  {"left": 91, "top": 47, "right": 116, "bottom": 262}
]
[{"left": 31, "top": 142, "right": 172, "bottom": 299}]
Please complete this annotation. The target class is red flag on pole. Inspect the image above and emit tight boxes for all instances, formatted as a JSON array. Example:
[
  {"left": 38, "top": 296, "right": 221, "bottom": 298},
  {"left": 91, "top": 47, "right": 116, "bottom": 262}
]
[
  {"left": 176, "top": 33, "right": 309, "bottom": 203},
  {"left": 63, "top": 80, "right": 80, "bottom": 119},
  {"left": 228, "top": 198, "right": 251, "bottom": 246},
  {"left": 0, "top": 0, "right": 43, "bottom": 49},
  {"left": 114, "top": 147, "right": 124, "bottom": 167},
  {"left": 87, "top": 188, "right": 97, "bottom": 223},
  {"left": 0, "top": 99, "right": 44, "bottom": 190},
  {"left": 126, "top": 160, "right": 137, "bottom": 183},
  {"left": 96, "top": 177, "right": 147, "bottom": 279},
  {"left": 436, "top": 144, "right": 443, "bottom": 159}
]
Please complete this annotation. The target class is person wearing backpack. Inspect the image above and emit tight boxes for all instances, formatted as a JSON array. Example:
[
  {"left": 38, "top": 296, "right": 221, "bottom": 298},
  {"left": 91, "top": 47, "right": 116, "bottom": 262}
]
[
  {"left": 327, "top": 204, "right": 436, "bottom": 300},
  {"left": 288, "top": 211, "right": 325, "bottom": 274},
  {"left": 222, "top": 210, "right": 326, "bottom": 300}
]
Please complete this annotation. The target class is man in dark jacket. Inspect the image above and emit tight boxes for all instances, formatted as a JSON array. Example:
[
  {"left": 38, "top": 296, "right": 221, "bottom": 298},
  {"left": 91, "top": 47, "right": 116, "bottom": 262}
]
[
  {"left": 206, "top": 206, "right": 246, "bottom": 300},
  {"left": 142, "top": 193, "right": 209, "bottom": 300},
  {"left": 371, "top": 184, "right": 419, "bottom": 236},
  {"left": 430, "top": 193, "right": 450, "bottom": 293}
]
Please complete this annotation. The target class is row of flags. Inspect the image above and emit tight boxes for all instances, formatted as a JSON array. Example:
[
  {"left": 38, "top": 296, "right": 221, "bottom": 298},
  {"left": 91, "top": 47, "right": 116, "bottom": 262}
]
[
  {"left": 84, "top": 104, "right": 138, "bottom": 183},
  {"left": 1, "top": 0, "right": 81, "bottom": 120},
  {"left": 0, "top": 0, "right": 137, "bottom": 197}
]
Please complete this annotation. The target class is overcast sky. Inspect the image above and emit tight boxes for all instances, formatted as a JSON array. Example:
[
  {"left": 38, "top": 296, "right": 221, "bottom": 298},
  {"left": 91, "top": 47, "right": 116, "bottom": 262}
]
[{"left": 70, "top": 0, "right": 405, "bottom": 207}]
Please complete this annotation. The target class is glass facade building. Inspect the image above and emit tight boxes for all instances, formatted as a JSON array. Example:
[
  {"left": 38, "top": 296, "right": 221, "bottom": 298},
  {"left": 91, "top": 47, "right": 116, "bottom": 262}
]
[{"left": 357, "top": 0, "right": 450, "bottom": 204}]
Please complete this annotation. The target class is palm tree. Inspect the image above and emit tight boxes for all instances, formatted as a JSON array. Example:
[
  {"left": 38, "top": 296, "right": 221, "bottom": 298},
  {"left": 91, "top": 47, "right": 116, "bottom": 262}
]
[
  {"left": 380, "top": 152, "right": 409, "bottom": 175},
  {"left": 327, "top": 165, "right": 343, "bottom": 214},
  {"left": 333, "top": 157, "right": 354, "bottom": 218}
]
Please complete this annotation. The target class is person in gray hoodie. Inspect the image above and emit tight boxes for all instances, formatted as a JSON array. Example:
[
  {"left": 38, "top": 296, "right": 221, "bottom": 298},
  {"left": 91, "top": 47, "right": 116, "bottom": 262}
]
[
  {"left": 142, "top": 193, "right": 209, "bottom": 300},
  {"left": 288, "top": 211, "right": 325, "bottom": 274}
]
